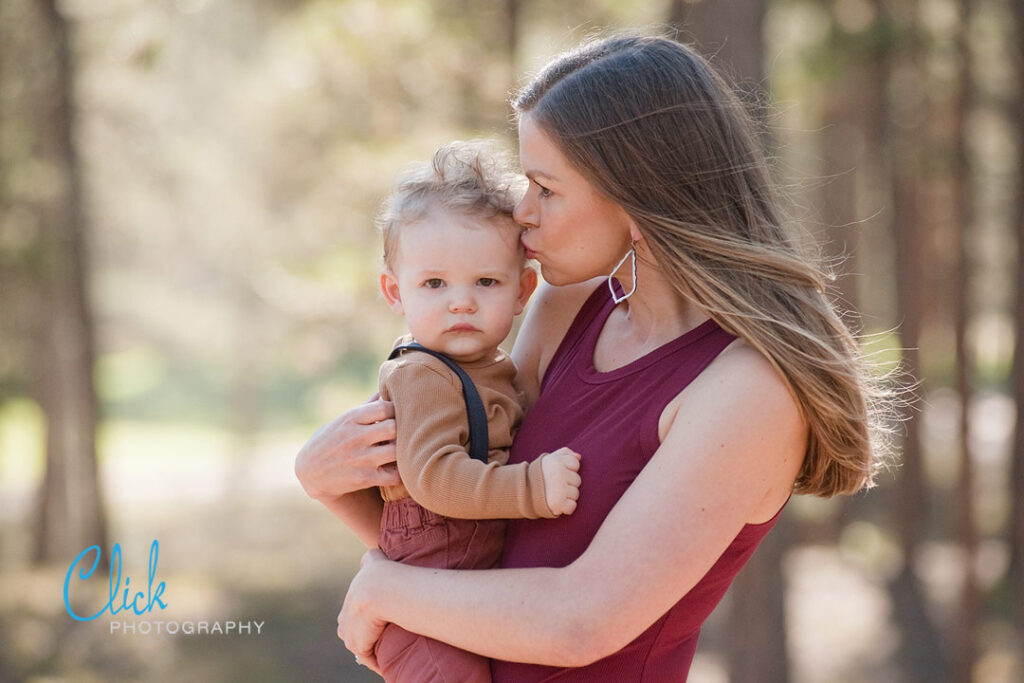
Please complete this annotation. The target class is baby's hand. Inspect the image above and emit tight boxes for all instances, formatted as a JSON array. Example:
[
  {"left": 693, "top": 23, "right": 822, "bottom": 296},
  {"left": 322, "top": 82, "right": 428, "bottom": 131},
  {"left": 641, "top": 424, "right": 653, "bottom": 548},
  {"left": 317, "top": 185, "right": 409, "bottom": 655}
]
[{"left": 541, "top": 447, "right": 582, "bottom": 516}]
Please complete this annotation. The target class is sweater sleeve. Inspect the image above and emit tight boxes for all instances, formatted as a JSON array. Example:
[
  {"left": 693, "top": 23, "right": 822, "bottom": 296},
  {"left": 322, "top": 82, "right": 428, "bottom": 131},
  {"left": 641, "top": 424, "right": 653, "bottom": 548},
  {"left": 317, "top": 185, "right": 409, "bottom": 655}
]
[{"left": 384, "top": 360, "right": 554, "bottom": 520}]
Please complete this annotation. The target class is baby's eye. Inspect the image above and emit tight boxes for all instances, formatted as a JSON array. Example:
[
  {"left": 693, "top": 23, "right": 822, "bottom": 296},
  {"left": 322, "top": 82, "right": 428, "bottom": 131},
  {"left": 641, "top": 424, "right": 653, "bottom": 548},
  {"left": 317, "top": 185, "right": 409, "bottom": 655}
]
[
  {"left": 424, "top": 278, "right": 444, "bottom": 288},
  {"left": 537, "top": 184, "right": 552, "bottom": 199},
  {"left": 478, "top": 278, "right": 498, "bottom": 287}
]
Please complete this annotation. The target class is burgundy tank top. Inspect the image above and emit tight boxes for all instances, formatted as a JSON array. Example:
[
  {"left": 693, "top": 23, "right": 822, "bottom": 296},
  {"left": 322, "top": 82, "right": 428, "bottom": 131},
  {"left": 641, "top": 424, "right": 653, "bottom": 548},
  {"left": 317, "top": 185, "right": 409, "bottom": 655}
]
[{"left": 492, "top": 285, "right": 786, "bottom": 682}]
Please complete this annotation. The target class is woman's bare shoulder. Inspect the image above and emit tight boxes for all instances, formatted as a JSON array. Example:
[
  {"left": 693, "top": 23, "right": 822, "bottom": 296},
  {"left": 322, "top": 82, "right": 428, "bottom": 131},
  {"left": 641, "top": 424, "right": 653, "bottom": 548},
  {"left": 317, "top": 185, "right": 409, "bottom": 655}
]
[
  {"left": 675, "top": 337, "right": 803, "bottom": 428},
  {"left": 661, "top": 337, "right": 806, "bottom": 520},
  {"left": 511, "top": 277, "right": 603, "bottom": 406}
]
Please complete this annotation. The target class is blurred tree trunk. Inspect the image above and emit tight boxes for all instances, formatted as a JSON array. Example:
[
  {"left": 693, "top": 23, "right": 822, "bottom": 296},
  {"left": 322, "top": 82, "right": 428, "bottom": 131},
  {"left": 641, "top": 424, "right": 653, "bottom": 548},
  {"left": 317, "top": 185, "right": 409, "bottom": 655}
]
[
  {"left": 505, "top": 0, "right": 519, "bottom": 88},
  {"left": 31, "top": 0, "right": 108, "bottom": 564},
  {"left": 452, "top": 0, "right": 481, "bottom": 130},
  {"left": 818, "top": 0, "right": 889, "bottom": 318},
  {"left": 817, "top": 0, "right": 892, "bottom": 547},
  {"left": 951, "top": 1, "right": 977, "bottom": 679},
  {"left": 449, "top": 0, "right": 519, "bottom": 132},
  {"left": 887, "top": 1, "right": 948, "bottom": 678},
  {"left": 668, "top": 0, "right": 767, "bottom": 93},
  {"left": 819, "top": 107, "right": 860, "bottom": 314},
  {"left": 669, "top": 3, "right": 788, "bottom": 682},
  {"left": 0, "top": 1, "right": 36, "bottom": 404},
  {"left": 227, "top": 283, "right": 263, "bottom": 485},
  {"left": 890, "top": 135, "right": 950, "bottom": 683},
  {"left": 1011, "top": 0, "right": 1024, "bottom": 650}
]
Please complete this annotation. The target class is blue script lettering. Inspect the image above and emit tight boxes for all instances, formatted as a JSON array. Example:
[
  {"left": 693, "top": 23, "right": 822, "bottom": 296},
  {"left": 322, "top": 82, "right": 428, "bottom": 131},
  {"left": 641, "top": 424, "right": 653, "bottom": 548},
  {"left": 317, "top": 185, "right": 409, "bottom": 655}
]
[{"left": 63, "top": 540, "right": 168, "bottom": 622}]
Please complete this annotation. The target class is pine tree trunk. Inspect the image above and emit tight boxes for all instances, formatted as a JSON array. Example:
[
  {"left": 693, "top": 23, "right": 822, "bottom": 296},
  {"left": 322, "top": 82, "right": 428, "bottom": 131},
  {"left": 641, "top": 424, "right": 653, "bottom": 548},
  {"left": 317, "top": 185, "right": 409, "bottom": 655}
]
[
  {"left": 668, "top": 0, "right": 767, "bottom": 93},
  {"left": 32, "top": 0, "right": 108, "bottom": 564},
  {"left": 951, "top": 2, "right": 977, "bottom": 679},
  {"left": 887, "top": 2, "right": 948, "bottom": 675},
  {"left": 891, "top": 138, "right": 949, "bottom": 683},
  {"left": 1010, "top": 0, "right": 1024, "bottom": 652}
]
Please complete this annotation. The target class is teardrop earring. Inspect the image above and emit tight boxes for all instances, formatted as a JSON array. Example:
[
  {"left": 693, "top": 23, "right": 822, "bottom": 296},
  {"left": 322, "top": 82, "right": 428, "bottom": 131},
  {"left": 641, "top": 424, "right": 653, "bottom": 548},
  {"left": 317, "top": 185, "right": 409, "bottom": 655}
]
[{"left": 607, "top": 244, "right": 637, "bottom": 304}]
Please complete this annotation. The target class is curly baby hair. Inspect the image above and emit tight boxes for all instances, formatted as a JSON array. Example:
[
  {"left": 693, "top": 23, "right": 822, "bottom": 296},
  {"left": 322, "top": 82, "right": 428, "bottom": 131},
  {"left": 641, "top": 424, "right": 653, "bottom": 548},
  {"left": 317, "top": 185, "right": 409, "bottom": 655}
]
[{"left": 378, "top": 140, "right": 523, "bottom": 268}]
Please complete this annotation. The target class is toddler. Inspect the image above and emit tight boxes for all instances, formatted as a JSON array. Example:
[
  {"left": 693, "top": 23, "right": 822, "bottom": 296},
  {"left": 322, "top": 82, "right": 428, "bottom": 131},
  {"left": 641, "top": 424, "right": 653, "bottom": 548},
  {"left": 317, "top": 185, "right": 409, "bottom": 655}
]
[{"left": 372, "top": 140, "right": 581, "bottom": 682}]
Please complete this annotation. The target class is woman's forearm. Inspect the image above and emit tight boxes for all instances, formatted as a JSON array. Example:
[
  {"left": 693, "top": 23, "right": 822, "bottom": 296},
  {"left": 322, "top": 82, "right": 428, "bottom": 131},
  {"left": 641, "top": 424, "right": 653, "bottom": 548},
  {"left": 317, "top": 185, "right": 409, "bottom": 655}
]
[
  {"left": 359, "top": 559, "right": 608, "bottom": 667},
  {"left": 293, "top": 399, "right": 398, "bottom": 547}
]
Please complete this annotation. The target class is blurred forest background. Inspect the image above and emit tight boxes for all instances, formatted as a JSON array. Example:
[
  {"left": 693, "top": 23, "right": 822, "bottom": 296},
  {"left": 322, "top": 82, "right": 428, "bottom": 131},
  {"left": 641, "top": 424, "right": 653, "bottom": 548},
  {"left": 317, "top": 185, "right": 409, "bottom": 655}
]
[{"left": 0, "top": 0, "right": 1022, "bottom": 681}]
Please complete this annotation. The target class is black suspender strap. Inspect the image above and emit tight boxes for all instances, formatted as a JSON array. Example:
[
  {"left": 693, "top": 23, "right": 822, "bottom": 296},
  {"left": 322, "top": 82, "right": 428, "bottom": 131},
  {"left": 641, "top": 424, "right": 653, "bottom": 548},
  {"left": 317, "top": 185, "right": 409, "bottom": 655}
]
[{"left": 387, "top": 343, "right": 490, "bottom": 465}]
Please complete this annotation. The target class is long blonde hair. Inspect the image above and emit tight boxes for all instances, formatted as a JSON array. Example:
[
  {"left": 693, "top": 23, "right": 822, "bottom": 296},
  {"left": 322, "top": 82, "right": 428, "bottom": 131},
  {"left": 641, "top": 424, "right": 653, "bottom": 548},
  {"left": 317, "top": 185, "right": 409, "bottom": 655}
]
[{"left": 515, "top": 34, "right": 896, "bottom": 497}]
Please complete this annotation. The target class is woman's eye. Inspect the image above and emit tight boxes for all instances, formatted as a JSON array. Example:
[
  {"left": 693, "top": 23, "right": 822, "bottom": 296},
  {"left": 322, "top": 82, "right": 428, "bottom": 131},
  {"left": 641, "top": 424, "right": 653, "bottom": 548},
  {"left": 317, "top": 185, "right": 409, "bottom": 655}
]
[
  {"left": 537, "top": 185, "right": 552, "bottom": 198},
  {"left": 424, "top": 279, "right": 444, "bottom": 288},
  {"left": 478, "top": 278, "right": 498, "bottom": 287}
]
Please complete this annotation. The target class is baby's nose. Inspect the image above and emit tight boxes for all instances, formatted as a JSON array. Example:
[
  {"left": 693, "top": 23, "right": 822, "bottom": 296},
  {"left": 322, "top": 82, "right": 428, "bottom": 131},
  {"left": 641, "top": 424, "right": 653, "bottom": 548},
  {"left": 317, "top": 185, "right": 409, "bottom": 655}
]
[{"left": 449, "top": 289, "right": 477, "bottom": 313}]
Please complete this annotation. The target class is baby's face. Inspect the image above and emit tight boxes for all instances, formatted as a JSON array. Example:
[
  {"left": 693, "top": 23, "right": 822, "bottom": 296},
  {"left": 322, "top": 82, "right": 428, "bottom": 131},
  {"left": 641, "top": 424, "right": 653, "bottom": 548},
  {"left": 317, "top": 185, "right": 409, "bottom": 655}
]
[{"left": 381, "top": 207, "right": 533, "bottom": 363}]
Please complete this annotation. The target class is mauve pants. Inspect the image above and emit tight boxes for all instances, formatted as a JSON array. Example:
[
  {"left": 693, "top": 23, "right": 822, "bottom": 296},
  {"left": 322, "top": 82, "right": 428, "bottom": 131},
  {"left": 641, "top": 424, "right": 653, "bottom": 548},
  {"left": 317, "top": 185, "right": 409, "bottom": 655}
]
[{"left": 374, "top": 497, "right": 506, "bottom": 683}]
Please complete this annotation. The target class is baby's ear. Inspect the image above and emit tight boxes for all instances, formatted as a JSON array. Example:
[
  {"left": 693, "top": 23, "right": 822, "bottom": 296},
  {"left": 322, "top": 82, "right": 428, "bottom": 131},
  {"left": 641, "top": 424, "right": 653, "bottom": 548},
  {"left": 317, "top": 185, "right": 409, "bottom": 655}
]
[
  {"left": 515, "top": 266, "right": 538, "bottom": 315},
  {"left": 380, "top": 271, "right": 405, "bottom": 315}
]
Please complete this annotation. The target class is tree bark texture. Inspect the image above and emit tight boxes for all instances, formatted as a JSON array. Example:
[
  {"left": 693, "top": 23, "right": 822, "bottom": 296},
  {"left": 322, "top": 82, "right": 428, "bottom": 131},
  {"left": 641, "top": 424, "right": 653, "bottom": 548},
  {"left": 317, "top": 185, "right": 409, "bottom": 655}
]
[
  {"left": 951, "top": 2, "right": 977, "bottom": 680},
  {"left": 668, "top": 0, "right": 767, "bottom": 89},
  {"left": 886, "top": 1, "right": 948, "bottom": 674},
  {"left": 32, "top": 0, "right": 108, "bottom": 564},
  {"left": 1011, "top": 0, "right": 1024, "bottom": 645}
]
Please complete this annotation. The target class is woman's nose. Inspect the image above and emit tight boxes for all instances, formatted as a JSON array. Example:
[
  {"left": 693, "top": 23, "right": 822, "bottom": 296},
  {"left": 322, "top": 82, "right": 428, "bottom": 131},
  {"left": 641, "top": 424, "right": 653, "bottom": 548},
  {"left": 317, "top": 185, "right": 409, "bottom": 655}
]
[{"left": 513, "top": 194, "right": 537, "bottom": 229}]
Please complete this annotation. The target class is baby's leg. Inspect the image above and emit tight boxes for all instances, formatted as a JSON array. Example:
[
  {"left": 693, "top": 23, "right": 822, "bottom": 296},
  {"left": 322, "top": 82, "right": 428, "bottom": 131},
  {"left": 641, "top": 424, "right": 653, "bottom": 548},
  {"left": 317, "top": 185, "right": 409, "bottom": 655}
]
[
  {"left": 375, "top": 622, "right": 491, "bottom": 683},
  {"left": 375, "top": 500, "right": 503, "bottom": 681}
]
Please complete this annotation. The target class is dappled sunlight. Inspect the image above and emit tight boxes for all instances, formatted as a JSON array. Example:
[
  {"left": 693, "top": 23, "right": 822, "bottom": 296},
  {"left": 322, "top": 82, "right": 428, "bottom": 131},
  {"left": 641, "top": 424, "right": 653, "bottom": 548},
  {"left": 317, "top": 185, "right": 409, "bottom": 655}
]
[
  {"left": 2, "top": 0, "right": 1023, "bottom": 679},
  {"left": 786, "top": 547, "right": 899, "bottom": 682}
]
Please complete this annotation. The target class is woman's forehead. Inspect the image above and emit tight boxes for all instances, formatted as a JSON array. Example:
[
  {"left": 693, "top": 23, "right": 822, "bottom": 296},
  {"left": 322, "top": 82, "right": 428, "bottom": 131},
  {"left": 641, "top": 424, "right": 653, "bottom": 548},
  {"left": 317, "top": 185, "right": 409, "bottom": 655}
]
[
  {"left": 517, "top": 116, "right": 559, "bottom": 171},
  {"left": 519, "top": 115, "right": 585, "bottom": 186}
]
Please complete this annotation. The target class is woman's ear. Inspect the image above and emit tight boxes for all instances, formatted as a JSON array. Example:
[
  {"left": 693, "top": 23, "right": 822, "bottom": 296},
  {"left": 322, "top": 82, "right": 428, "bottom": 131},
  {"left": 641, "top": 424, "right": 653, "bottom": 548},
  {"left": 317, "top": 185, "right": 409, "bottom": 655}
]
[
  {"left": 380, "top": 271, "right": 405, "bottom": 315},
  {"left": 628, "top": 217, "right": 644, "bottom": 245},
  {"left": 515, "top": 266, "right": 539, "bottom": 315}
]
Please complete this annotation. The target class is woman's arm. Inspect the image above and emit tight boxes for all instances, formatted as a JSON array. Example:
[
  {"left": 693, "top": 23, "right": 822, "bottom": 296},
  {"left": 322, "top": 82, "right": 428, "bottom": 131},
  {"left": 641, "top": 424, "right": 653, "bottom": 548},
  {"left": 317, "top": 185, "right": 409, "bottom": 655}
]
[
  {"left": 339, "top": 342, "right": 807, "bottom": 667},
  {"left": 295, "top": 399, "right": 399, "bottom": 547}
]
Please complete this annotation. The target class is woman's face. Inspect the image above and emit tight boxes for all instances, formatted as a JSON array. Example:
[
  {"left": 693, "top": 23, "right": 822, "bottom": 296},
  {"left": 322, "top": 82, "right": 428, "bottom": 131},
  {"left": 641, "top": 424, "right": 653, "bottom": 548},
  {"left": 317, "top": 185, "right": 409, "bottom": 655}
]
[{"left": 514, "top": 113, "right": 635, "bottom": 286}]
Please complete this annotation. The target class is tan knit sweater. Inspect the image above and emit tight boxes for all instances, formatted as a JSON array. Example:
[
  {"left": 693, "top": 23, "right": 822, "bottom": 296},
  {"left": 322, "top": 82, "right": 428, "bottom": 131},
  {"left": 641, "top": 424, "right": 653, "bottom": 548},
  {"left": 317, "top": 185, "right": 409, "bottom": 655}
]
[{"left": 378, "top": 336, "right": 554, "bottom": 519}]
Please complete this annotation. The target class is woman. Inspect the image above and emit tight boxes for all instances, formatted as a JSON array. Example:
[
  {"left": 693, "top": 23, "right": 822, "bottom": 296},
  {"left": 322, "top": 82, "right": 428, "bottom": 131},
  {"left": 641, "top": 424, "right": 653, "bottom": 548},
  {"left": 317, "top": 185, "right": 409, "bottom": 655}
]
[{"left": 296, "top": 33, "right": 893, "bottom": 680}]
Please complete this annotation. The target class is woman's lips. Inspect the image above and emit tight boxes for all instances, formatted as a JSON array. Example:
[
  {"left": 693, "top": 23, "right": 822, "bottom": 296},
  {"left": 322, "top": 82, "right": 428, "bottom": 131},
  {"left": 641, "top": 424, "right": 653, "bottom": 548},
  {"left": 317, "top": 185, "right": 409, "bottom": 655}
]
[{"left": 521, "top": 236, "right": 537, "bottom": 260}]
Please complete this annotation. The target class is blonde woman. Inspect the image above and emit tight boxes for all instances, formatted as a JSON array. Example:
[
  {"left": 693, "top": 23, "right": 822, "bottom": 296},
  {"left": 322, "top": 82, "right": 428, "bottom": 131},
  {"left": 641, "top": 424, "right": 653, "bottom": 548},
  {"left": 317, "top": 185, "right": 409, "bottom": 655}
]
[{"left": 297, "top": 33, "right": 893, "bottom": 681}]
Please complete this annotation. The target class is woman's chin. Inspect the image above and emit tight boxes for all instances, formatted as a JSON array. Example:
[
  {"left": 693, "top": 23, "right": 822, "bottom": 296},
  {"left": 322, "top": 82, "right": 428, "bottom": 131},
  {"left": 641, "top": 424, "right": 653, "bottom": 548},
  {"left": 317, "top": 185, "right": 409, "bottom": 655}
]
[{"left": 540, "top": 267, "right": 598, "bottom": 288}]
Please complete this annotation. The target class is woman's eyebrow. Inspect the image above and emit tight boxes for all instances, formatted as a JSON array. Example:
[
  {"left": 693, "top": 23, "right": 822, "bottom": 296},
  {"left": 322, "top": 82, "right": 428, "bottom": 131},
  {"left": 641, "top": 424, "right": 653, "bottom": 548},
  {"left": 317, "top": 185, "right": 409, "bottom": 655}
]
[{"left": 525, "top": 170, "right": 558, "bottom": 183}]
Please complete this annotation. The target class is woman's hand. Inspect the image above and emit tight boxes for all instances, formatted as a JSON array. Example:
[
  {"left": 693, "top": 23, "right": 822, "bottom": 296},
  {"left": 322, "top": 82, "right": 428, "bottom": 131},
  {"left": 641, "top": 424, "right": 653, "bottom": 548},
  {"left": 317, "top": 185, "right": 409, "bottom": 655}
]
[
  {"left": 295, "top": 398, "right": 401, "bottom": 501},
  {"left": 338, "top": 549, "right": 391, "bottom": 675}
]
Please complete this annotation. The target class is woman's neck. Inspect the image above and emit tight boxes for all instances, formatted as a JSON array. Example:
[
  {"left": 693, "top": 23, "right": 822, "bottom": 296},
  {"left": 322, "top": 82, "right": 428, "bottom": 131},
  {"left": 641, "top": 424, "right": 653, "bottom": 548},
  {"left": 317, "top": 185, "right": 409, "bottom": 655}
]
[
  {"left": 594, "top": 256, "right": 709, "bottom": 372},
  {"left": 616, "top": 257, "right": 706, "bottom": 341}
]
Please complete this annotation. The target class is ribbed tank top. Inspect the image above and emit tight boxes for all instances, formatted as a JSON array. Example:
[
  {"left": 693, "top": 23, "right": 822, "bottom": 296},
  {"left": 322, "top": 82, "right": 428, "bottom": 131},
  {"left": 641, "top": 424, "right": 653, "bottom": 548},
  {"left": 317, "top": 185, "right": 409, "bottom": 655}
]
[{"left": 493, "top": 284, "right": 785, "bottom": 682}]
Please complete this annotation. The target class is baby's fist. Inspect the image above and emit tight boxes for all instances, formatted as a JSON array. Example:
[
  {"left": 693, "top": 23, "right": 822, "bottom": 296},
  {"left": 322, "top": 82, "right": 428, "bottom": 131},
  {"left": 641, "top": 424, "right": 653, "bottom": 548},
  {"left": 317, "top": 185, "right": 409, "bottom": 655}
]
[{"left": 541, "top": 447, "right": 582, "bottom": 517}]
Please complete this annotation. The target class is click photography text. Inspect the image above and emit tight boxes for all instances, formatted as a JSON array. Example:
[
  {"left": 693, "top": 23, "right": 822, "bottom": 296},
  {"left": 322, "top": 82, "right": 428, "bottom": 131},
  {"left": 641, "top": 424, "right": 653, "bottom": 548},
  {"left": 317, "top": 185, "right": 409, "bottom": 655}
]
[{"left": 62, "top": 539, "right": 265, "bottom": 637}]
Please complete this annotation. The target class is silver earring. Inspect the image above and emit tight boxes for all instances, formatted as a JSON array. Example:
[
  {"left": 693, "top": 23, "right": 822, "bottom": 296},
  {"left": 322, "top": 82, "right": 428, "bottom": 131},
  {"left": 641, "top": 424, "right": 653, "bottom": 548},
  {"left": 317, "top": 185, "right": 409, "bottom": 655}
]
[{"left": 608, "top": 245, "right": 637, "bottom": 304}]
